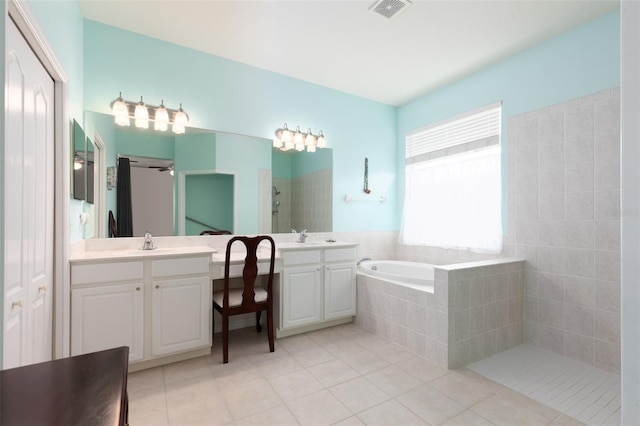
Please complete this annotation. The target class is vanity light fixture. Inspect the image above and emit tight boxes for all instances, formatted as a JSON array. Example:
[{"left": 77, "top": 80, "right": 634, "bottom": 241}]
[
  {"left": 273, "top": 123, "right": 327, "bottom": 152},
  {"left": 110, "top": 93, "right": 189, "bottom": 134}
]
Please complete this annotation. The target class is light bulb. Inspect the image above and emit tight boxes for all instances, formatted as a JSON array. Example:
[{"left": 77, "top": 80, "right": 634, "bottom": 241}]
[
  {"left": 284, "top": 139, "right": 295, "bottom": 151},
  {"left": 305, "top": 129, "right": 316, "bottom": 147},
  {"left": 134, "top": 96, "right": 149, "bottom": 129},
  {"left": 317, "top": 130, "right": 326, "bottom": 148},
  {"left": 112, "top": 92, "right": 129, "bottom": 126},
  {"left": 154, "top": 100, "right": 169, "bottom": 131},
  {"left": 273, "top": 129, "right": 283, "bottom": 148},
  {"left": 173, "top": 103, "right": 188, "bottom": 134},
  {"left": 281, "top": 124, "right": 293, "bottom": 144}
]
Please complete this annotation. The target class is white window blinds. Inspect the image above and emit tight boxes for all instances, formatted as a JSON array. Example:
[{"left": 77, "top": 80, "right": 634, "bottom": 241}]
[
  {"left": 400, "top": 102, "right": 503, "bottom": 253},
  {"left": 405, "top": 102, "right": 501, "bottom": 164}
]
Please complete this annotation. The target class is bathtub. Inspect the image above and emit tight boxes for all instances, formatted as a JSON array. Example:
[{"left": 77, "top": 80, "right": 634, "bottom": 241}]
[{"left": 357, "top": 260, "right": 434, "bottom": 292}]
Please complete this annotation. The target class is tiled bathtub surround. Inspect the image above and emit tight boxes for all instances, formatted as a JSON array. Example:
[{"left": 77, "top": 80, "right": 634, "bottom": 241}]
[
  {"left": 355, "top": 258, "right": 525, "bottom": 369},
  {"left": 508, "top": 88, "right": 621, "bottom": 373}
]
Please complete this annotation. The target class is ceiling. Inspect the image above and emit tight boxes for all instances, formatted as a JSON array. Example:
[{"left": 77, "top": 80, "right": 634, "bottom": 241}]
[{"left": 78, "top": 0, "right": 619, "bottom": 106}]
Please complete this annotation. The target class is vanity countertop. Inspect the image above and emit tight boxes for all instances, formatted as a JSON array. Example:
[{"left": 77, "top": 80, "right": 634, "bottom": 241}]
[
  {"left": 69, "top": 245, "right": 217, "bottom": 263},
  {"left": 276, "top": 240, "right": 358, "bottom": 251}
]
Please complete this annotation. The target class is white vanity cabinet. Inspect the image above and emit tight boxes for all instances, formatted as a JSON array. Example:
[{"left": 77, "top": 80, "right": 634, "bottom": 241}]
[
  {"left": 151, "top": 258, "right": 211, "bottom": 356},
  {"left": 324, "top": 262, "right": 357, "bottom": 320},
  {"left": 70, "top": 249, "right": 214, "bottom": 369},
  {"left": 71, "top": 261, "right": 145, "bottom": 361},
  {"left": 277, "top": 243, "right": 357, "bottom": 337},
  {"left": 281, "top": 265, "right": 322, "bottom": 329}
]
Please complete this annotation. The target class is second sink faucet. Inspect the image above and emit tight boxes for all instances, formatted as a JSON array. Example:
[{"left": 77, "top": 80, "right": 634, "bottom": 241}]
[
  {"left": 141, "top": 232, "right": 155, "bottom": 250},
  {"left": 291, "top": 228, "right": 308, "bottom": 243}
]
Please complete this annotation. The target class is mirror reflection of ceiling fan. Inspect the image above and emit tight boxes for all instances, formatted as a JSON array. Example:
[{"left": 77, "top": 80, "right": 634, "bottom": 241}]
[{"left": 121, "top": 155, "right": 174, "bottom": 173}]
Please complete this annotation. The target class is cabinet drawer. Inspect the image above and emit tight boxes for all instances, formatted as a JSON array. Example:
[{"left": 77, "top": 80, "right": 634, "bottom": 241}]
[
  {"left": 281, "top": 250, "right": 321, "bottom": 266},
  {"left": 324, "top": 247, "right": 357, "bottom": 263},
  {"left": 152, "top": 256, "right": 210, "bottom": 278},
  {"left": 72, "top": 262, "right": 143, "bottom": 285}
]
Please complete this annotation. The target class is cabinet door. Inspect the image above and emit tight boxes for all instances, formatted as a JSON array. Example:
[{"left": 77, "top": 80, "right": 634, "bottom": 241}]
[
  {"left": 71, "top": 283, "right": 144, "bottom": 361},
  {"left": 324, "top": 263, "right": 356, "bottom": 320},
  {"left": 282, "top": 266, "right": 322, "bottom": 329},
  {"left": 152, "top": 276, "right": 211, "bottom": 356}
]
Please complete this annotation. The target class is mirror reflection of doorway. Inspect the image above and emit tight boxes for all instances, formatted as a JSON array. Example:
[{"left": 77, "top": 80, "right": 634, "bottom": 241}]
[{"left": 127, "top": 156, "right": 174, "bottom": 236}]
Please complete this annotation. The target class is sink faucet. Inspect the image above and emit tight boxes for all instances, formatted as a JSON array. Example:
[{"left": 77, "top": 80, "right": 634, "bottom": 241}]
[
  {"left": 141, "top": 232, "right": 155, "bottom": 250},
  {"left": 291, "top": 229, "right": 308, "bottom": 243}
]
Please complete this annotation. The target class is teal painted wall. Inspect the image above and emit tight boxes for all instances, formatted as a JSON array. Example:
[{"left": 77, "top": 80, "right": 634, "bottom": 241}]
[
  {"left": 272, "top": 150, "right": 292, "bottom": 179},
  {"left": 396, "top": 10, "right": 620, "bottom": 228},
  {"left": 174, "top": 133, "right": 217, "bottom": 171},
  {"left": 272, "top": 148, "right": 332, "bottom": 179},
  {"left": 83, "top": 20, "right": 398, "bottom": 232},
  {"left": 291, "top": 149, "right": 332, "bottom": 178},
  {"left": 215, "top": 133, "right": 271, "bottom": 233},
  {"left": 185, "top": 174, "right": 234, "bottom": 235},
  {"left": 115, "top": 130, "right": 175, "bottom": 160}
]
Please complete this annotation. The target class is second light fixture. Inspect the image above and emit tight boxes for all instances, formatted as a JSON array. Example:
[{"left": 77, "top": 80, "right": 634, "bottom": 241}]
[{"left": 273, "top": 123, "right": 326, "bottom": 153}]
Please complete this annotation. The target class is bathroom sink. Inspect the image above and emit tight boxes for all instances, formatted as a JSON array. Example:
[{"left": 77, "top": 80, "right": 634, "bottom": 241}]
[{"left": 276, "top": 240, "right": 343, "bottom": 250}]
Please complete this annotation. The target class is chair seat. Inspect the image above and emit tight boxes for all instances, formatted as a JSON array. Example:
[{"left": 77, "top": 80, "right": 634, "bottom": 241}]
[{"left": 213, "top": 287, "right": 268, "bottom": 308}]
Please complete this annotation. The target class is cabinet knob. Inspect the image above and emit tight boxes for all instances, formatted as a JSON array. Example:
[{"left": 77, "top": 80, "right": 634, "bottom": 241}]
[
  {"left": 38, "top": 284, "right": 47, "bottom": 292},
  {"left": 136, "top": 287, "right": 141, "bottom": 291},
  {"left": 11, "top": 300, "right": 23, "bottom": 309},
  {"left": 155, "top": 285, "right": 160, "bottom": 289}
]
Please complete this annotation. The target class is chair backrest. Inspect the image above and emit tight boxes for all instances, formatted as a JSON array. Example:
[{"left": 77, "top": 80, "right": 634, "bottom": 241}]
[
  {"left": 108, "top": 210, "right": 117, "bottom": 238},
  {"left": 200, "top": 230, "right": 233, "bottom": 235},
  {"left": 222, "top": 235, "right": 275, "bottom": 309}
]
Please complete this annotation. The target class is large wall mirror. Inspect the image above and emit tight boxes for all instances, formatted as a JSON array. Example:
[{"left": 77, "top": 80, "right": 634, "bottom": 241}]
[{"left": 83, "top": 111, "right": 333, "bottom": 237}]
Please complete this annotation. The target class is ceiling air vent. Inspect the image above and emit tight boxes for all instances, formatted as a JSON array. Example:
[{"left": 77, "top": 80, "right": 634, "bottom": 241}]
[{"left": 370, "top": 0, "right": 412, "bottom": 20}]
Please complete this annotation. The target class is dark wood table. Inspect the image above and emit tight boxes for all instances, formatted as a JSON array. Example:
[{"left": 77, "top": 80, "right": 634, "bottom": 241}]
[{"left": 0, "top": 346, "right": 129, "bottom": 426}]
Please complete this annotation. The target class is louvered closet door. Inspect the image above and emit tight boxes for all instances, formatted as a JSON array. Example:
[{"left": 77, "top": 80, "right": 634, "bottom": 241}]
[{"left": 4, "top": 19, "right": 55, "bottom": 368}]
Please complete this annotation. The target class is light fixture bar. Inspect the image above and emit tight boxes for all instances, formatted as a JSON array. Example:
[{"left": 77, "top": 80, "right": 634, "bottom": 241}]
[
  {"left": 273, "top": 123, "right": 326, "bottom": 153},
  {"left": 110, "top": 94, "right": 189, "bottom": 134}
]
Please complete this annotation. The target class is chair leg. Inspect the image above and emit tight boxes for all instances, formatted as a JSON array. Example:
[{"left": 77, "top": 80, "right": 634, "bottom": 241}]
[
  {"left": 211, "top": 304, "right": 215, "bottom": 344},
  {"left": 222, "top": 314, "right": 229, "bottom": 364},
  {"left": 256, "top": 311, "right": 262, "bottom": 333},
  {"left": 267, "top": 307, "right": 275, "bottom": 353}
]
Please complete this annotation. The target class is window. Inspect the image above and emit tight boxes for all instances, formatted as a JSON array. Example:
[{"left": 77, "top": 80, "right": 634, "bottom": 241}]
[{"left": 400, "top": 103, "right": 502, "bottom": 253}]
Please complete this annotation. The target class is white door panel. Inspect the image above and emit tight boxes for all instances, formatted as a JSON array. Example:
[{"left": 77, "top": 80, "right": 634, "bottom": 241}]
[{"left": 4, "top": 19, "right": 55, "bottom": 368}]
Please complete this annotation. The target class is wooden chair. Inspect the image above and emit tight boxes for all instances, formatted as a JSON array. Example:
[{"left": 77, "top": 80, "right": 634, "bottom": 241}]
[
  {"left": 212, "top": 235, "right": 275, "bottom": 363},
  {"left": 200, "top": 230, "right": 232, "bottom": 235},
  {"left": 108, "top": 210, "right": 117, "bottom": 238}
]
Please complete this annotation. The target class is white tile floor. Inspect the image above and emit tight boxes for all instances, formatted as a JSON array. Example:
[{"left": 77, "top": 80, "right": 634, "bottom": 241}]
[
  {"left": 468, "top": 344, "right": 620, "bottom": 426},
  {"left": 128, "top": 324, "right": 581, "bottom": 425}
]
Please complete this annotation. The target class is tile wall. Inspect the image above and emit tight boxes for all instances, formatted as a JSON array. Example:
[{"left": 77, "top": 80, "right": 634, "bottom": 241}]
[
  {"left": 446, "top": 261, "right": 525, "bottom": 368},
  {"left": 291, "top": 169, "right": 332, "bottom": 232},
  {"left": 272, "top": 169, "right": 332, "bottom": 234},
  {"left": 272, "top": 178, "right": 292, "bottom": 234},
  {"left": 508, "top": 88, "right": 621, "bottom": 373}
]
